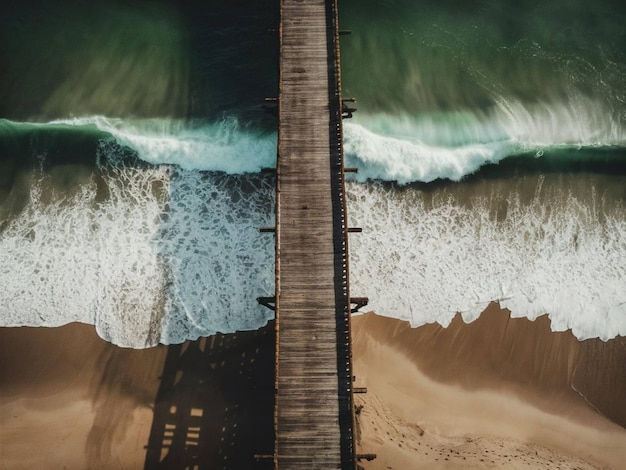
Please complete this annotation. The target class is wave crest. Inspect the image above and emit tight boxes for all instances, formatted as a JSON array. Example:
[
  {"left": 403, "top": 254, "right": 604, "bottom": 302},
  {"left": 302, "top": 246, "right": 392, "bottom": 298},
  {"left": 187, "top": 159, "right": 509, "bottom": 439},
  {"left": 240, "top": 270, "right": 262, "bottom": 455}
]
[
  {"left": 53, "top": 116, "right": 277, "bottom": 173},
  {"left": 344, "top": 96, "right": 625, "bottom": 184}
]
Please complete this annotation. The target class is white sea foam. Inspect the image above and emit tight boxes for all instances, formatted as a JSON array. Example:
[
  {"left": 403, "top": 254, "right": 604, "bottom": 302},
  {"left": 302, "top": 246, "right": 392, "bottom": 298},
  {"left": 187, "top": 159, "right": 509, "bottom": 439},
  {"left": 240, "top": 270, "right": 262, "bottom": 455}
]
[
  {"left": 0, "top": 160, "right": 167, "bottom": 346},
  {"left": 343, "top": 121, "right": 518, "bottom": 184},
  {"left": 52, "top": 116, "right": 277, "bottom": 173},
  {"left": 344, "top": 96, "right": 625, "bottom": 184},
  {"left": 2, "top": 110, "right": 625, "bottom": 346},
  {"left": 38, "top": 95, "right": 626, "bottom": 187},
  {"left": 347, "top": 180, "right": 626, "bottom": 341},
  {"left": 156, "top": 167, "right": 275, "bottom": 344},
  {"left": 0, "top": 141, "right": 275, "bottom": 347}
]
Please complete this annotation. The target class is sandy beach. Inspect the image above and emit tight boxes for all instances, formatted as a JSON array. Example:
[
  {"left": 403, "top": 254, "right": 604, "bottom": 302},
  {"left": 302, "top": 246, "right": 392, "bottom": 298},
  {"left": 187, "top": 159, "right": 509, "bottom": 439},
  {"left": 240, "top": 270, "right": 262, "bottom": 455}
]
[
  {"left": 0, "top": 323, "right": 169, "bottom": 469},
  {"left": 1, "top": 304, "right": 625, "bottom": 469},
  {"left": 0, "top": 323, "right": 275, "bottom": 469},
  {"left": 352, "top": 304, "right": 626, "bottom": 469}
]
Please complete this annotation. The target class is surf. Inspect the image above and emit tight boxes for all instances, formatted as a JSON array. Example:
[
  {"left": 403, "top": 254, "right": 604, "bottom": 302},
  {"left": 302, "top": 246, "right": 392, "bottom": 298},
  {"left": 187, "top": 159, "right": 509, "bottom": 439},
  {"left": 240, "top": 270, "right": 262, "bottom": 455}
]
[
  {"left": 348, "top": 175, "right": 626, "bottom": 342},
  {"left": 0, "top": 144, "right": 276, "bottom": 347},
  {"left": 344, "top": 95, "right": 626, "bottom": 184}
]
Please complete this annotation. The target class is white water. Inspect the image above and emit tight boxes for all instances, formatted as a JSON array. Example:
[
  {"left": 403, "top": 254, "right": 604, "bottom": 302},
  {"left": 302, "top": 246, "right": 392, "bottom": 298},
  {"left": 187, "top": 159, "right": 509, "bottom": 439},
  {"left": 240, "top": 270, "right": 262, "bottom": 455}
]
[
  {"left": 348, "top": 179, "right": 626, "bottom": 341},
  {"left": 344, "top": 96, "right": 625, "bottom": 184},
  {"left": 43, "top": 93, "right": 625, "bottom": 186},
  {"left": 0, "top": 141, "right": 275, "bottom": 347},
  {"left": 2, "top": 164, "right": 624, "bottom": 345},
  {"left": 53, "top": 116, "right": 278, "bottom": 173},
  {"left": 1, "top": 109, "right": 625, "bottom": 345}
]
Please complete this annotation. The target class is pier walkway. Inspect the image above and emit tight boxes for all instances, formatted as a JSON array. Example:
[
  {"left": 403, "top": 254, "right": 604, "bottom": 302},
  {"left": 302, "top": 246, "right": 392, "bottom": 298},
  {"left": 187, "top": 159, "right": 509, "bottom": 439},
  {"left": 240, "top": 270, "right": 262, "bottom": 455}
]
[{"left": 269, "top": 0, "right": 358, "bottom": 468}]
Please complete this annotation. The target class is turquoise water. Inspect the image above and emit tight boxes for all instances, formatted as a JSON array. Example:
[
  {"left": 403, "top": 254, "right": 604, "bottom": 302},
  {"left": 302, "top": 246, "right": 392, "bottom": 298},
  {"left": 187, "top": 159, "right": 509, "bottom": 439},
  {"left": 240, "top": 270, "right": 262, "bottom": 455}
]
[{"left": 1, "top": 0, "right": 624, "bottom": 346}]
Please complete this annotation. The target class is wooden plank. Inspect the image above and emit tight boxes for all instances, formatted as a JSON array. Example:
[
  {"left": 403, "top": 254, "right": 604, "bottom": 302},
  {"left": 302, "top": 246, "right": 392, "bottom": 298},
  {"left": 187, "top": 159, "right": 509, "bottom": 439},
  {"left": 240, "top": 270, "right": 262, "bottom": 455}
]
[{"left": 274, "top": 0, "right": 356, "bottom": 469}]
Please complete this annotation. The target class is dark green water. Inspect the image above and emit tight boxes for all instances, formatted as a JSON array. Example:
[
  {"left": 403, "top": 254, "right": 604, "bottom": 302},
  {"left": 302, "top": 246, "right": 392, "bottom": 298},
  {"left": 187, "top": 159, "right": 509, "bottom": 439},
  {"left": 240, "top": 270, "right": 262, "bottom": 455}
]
[
  {"left": 1, "top": 0, "right": 278, "bottom": 123},
  {"left": 339, "top": 0, "right": 626, "bottom": 113}
]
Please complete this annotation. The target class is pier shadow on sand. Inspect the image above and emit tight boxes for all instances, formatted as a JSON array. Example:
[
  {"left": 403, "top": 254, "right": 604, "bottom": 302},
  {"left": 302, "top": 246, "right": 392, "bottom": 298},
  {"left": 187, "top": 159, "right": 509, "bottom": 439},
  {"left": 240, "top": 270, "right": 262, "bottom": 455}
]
[{"left": 144, "top": 323, "right": 275, "bottom": 470}]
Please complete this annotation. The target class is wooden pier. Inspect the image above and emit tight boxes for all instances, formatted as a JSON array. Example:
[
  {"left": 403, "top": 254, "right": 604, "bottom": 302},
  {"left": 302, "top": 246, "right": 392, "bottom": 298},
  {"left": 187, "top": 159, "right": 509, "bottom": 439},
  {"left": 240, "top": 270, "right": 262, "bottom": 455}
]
[{"left": 269, "top": 0, "right": 359, "bottom": 468}]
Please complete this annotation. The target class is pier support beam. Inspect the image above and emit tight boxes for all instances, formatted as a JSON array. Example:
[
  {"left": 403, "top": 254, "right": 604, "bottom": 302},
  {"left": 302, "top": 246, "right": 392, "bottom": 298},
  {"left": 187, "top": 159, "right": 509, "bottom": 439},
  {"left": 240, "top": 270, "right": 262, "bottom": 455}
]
[{"left": 349, "top": 297, "right": 369, "bottom": 313}]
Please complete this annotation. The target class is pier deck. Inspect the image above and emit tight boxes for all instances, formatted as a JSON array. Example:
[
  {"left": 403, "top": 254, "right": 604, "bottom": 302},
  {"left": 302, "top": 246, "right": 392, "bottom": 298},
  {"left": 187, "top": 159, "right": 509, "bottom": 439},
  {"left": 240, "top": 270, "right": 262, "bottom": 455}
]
[{"left": 273, "top": 0, "right": 355, "bottom": 468}]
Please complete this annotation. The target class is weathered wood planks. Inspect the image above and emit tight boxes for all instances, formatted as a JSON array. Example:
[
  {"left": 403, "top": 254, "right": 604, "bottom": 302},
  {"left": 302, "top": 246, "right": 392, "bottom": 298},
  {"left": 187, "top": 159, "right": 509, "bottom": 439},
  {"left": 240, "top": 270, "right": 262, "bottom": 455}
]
[{"left": 274, "top": 0, "right": 355, "bottom": 469}]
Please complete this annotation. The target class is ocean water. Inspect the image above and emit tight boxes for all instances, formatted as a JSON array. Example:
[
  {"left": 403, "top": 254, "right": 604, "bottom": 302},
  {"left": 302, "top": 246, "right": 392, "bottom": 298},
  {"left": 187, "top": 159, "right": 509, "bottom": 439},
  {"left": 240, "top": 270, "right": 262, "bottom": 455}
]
[{"left": 1, "top": 0, "right": 624, "bottom": 347}]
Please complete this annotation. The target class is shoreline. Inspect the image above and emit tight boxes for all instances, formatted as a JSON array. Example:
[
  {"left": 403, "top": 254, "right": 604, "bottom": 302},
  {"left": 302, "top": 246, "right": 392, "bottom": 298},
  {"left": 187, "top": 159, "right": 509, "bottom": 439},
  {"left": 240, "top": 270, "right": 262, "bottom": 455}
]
[
  {"left": 0, "top": 322, "right": 275, "bottom": 469},
  {"left": 1, "top": 304, "right": 625, "bottom": 468}
]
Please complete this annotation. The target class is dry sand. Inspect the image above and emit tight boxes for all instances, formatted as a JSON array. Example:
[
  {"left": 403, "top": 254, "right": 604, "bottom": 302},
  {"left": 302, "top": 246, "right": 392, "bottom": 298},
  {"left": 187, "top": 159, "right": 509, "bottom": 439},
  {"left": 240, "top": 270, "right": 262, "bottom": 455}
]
[
  {"left": 352, "top": 304, "right": 626, "bottom": 469},
  {"left": 1, "top": 304, "right": 625, "bottom": 469}
]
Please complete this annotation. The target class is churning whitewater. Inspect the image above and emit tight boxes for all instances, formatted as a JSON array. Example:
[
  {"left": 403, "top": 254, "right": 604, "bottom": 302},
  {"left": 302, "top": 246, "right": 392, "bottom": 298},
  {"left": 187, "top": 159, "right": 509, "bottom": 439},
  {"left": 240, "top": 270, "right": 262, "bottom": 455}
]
[{"left": 1, "top": 118, "right": 625, "bottom": 346}]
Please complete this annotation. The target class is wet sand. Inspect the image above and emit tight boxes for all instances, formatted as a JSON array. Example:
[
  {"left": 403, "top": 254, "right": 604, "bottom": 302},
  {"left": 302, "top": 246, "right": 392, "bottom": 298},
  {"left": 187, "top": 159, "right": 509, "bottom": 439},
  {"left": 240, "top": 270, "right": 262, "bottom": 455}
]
[
  {"left": 1, "top": 304, "right": 625, "bottom": 469},
  {"left": 0, "top": 323, "right": 166, "bottom": 469},
  {"left": 0, "top": 323, "right": 275, "bottom": 469},
  {"left": 352, "top": 304, "right": 626, "bottom": 469}
]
